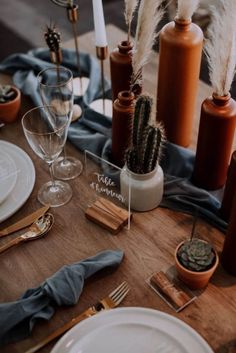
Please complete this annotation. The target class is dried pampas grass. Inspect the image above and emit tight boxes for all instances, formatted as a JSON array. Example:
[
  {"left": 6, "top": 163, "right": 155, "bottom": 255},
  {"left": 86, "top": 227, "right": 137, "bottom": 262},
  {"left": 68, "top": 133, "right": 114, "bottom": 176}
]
[
  {"left": 177, "top": 0, "right": 199, "bottom": 20},
  {"left": 124, "top": 0, "right": 139, "bottom": 42},
  {"left": 205, "top": 0, "right": 236, "bottom": 96},
  {"left": 131, "top": 0, "right": 165, "bottom": 88}
]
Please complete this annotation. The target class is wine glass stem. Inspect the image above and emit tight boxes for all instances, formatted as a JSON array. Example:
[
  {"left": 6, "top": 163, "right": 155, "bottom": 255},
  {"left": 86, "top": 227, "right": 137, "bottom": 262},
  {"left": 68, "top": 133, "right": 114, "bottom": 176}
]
[
  {"left": 49, "top": 163, "right": 56, "bottom": 187},
  {"left": 63, "top": 146, "right": 67, "bottom": 160}
]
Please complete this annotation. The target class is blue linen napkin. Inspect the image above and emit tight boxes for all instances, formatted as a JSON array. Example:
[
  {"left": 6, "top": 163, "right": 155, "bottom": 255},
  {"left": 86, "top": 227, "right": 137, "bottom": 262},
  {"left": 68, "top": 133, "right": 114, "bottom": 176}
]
[
  {"left": 0, "top": 48, "right": 227, "bottom": 233},
  {"left": 0, "top": 249, "right": 124, "bottom": 346}
]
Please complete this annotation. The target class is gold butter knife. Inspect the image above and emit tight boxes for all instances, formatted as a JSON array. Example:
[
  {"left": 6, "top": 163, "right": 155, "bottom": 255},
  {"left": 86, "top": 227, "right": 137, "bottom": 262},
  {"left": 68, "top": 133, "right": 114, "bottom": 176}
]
[
  {"left": 0, "top": 205, "right": 50, "bottom": 237},
  {"left": 24, "top": 281, "right": 129, "bottom": 353}
]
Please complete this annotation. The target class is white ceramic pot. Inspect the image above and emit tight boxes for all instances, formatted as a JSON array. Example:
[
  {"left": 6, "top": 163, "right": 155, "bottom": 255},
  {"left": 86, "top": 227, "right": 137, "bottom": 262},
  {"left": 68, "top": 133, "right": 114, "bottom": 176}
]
[{"left": 120, "top": 165, "right": 164, "bottom": 211}]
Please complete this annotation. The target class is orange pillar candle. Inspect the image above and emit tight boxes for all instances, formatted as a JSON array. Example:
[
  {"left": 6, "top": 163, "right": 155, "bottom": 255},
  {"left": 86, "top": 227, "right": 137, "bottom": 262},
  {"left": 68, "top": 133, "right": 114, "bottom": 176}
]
[
  {"left": 156, "top": 18, "right": 203, "bottom": 147},
  {"left": 110, "top": 41, "right": 133, "bottom": 102},
  {"left": 193, "top": 93, "right": 236, "bottom": 190},
  {"left": 112, "top": 91, "right": 134, "bottom": 167}
]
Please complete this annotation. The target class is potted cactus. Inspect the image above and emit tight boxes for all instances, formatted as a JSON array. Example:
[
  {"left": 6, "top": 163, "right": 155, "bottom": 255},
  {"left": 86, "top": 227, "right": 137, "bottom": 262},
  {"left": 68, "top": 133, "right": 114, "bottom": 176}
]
[
  {"left": 120, "top": 94, "right": 164, "bottom": 211},
  {"left": 175, "top": 238, "right": 219, "bottom": 290},
  {"left": 0, "top": 84, "right": 21, "bottom": 123}
]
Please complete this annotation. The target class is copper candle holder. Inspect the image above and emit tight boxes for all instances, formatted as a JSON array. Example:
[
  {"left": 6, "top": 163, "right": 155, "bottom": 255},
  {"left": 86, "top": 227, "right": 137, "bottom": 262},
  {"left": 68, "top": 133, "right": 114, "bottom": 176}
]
[{"left": 96, "top": 46, "right": 108, "bottom": 115}]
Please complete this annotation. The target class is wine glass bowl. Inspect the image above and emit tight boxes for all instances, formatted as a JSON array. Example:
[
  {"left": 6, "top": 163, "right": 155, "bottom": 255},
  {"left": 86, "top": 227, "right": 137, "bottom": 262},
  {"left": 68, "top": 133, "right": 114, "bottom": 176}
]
[
  {"left": 22, "top": 105, "right": 72, "bottom": 207},
  {"left": 38, "top": 67, "right": 83, "bottom": 180}
]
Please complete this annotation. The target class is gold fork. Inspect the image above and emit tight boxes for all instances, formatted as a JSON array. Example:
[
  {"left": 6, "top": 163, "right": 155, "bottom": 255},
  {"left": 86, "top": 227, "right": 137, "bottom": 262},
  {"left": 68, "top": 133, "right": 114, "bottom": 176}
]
[{"left": 24, "top": 281, "right": 130, "bottom": 353}]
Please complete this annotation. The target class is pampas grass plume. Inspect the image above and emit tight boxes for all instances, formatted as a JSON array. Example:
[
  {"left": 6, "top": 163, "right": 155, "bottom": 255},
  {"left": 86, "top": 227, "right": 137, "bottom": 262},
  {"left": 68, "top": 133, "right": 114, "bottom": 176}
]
[
  {"left": 124, "top": 0, "right": 138, "bottom": 27},
  {"left": 205, "top": 0, "right": 236, "bottom": 96},
  {"left": 124, "top": 0, "right": 139, "bottom": 42},
  {"left": 177, "top": 0, "right": 199, "bottom": 20},
  {"left": 132, "top": 0, "right": 164, "bottom": 87}
]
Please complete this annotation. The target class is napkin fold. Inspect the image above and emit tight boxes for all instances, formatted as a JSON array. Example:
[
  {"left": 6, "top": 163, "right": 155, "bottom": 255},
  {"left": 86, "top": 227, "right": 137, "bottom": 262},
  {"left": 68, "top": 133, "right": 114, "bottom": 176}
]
[
  {"left": 0, "top": 249, "right": 124, "bottom": 346},
  {"left": 0, "top": 49, "right": 227, "bottom": 232}
]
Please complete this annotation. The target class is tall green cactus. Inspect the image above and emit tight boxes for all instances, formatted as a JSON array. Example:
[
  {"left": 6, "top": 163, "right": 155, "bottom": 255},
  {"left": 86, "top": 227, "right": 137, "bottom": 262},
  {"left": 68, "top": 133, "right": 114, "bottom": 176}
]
[{"left": 126, "top": 95, "right": 164, "bottom": 174}]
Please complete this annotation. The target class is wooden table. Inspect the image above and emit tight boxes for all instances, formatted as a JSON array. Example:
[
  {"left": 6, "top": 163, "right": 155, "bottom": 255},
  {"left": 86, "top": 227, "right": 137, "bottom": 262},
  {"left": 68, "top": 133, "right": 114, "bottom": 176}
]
[{"left": 0, "top": 25, "right": 236, "bottom": 353}]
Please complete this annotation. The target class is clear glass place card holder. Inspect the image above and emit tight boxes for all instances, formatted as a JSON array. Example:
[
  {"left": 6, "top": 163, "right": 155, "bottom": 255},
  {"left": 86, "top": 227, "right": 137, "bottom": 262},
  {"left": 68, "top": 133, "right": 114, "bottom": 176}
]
[{"left": 84, "top": 150, "right": 131, "bottom": 231}]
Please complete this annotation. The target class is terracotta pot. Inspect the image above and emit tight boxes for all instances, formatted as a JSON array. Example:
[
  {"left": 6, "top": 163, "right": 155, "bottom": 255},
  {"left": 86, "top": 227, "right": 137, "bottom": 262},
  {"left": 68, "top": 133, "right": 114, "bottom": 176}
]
[
  {"left": 120, "top": 164, "right": 164, "bottom": 212},
  {"left": 112, "top": 91, "right": 134, "bottom": 167},
  {"left": 175, "top": 240, "right": 219, "bottom": 290},
  {"left": 220, "top": 151, "right": 236, "bottom": 222},
  {"left": 221, "top": 192, "right": 236, "bottom": 275},
  {"left": 110, "top": 40, "right": 133, "bottom": 102},
  {"left": 193, "top": 93, "right": 236, "bottom": 190},
  {"left": 156, "top": 18, "right": 203, "bottom": 147},
  {"left": 0, "top": 86, "right": 21, "bottom": 124}
]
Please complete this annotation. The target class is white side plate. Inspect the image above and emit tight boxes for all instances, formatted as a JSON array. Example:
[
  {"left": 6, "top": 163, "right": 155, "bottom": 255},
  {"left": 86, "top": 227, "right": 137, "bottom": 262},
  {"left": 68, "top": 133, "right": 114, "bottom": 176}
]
[
  {"left": 0, "top": 140, "right": 35, "bottom": 223},
  {"left": 0, "top": 150, "right": 17, "bottom": 204}
]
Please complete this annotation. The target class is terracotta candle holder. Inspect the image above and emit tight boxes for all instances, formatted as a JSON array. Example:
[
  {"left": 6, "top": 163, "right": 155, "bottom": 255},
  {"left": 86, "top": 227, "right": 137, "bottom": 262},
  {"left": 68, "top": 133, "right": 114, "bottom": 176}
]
[
  {"left": 156, "top": 18, "right": 203, "bottom": 147},
  {"left": 110, "top": 41, "right": 133, "bottom": 102},
  {"left": 112, "top": 90, "right": 134, "bottom": 167},
  {"left": 220, "top": 151, "right": 236, "bottom": 221},
  {"left": 193, "top": 93, "right": 236, "bottom": 190},
  {"left": 221, "top": 192, "right": 236, "bottom": 276}
]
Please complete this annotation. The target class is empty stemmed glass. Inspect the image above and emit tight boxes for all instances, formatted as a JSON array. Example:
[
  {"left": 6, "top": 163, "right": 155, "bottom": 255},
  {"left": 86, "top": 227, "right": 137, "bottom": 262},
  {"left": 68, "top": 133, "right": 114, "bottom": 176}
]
[
  {"left": 37, "top": 67, "right": 83, "bottom": 180},
  {"left": 22, "top": 105, "right": 72, "bottom": 207}
]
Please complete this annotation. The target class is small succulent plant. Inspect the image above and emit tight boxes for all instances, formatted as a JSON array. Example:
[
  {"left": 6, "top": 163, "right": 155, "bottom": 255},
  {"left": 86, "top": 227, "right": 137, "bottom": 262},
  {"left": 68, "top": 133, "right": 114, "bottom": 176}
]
[
  {"left": 0, "top": 85, "right": 16, "bottom": 103},
  {"left": 125, "top": 94, "right": 164, "bottom": 174},
  {"left": 177, "top": 239, "right": 216, "bottom": 272}
]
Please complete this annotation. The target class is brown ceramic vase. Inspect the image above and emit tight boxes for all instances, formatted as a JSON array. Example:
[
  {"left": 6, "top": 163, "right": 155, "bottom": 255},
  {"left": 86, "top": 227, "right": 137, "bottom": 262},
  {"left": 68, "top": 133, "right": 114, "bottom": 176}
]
[
  {"left": 156, "top": 18, "right": 203, "bottom": 147},
  {"left": 175, "top": 240, "right": 219, "bottom": 290},
  {"left": 112, "top": 90, "right": 134, "bottom": 167},
  {"left": 0, "top": 86, "right": 21, "bottom": 123},
  {"left": 193, "top": 93, "right": 236, "bottom": 190},
  {"left": 110, "top": 40, "right": 133, "bottom": 102},
  {"left": 220, "top": 151, "right": 236, "bottom": 222},
  {"left": 221, "top": 193, "right": 236, "bottom": 276}
]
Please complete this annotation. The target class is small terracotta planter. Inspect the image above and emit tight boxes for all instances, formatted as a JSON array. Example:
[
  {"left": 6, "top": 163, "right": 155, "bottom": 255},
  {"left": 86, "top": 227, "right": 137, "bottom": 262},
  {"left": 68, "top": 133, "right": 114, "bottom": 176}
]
[
  {"left": 174, "top": 240, "right": 219, "bottom": 290},
  {"left": 0, "top": 86, "right": 21, "bottom": 123}
]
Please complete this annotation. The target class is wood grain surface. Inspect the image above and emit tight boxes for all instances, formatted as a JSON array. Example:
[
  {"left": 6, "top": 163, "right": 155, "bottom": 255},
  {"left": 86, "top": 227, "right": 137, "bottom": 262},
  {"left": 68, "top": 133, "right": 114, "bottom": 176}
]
[{"left": 0, "top": 25, "right": 236, "bottom": 353}]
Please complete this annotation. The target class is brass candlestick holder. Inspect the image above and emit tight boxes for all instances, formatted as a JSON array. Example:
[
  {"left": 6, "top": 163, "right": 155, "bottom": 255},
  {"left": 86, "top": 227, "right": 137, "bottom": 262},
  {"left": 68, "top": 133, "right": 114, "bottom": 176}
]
[
  {"left": 97, "top": 46, "right": 108, "bottom": 115},
  {"left": 89, "top": 45, "right": 112, "bottom": 117}
]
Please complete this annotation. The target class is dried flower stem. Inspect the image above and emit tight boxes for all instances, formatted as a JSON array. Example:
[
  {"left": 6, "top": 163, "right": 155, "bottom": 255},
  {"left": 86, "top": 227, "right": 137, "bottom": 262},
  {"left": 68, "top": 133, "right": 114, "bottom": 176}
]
[
  {"left": 131, "top": 0, "right": 164, "bottom": 90},
  {"left": 205, "top": 0, "right": 236, "bottom": 96},
  {"left": 124, "top": 0, "right": 139, "bottom": 42},
  {"left": 176, "top": 0, "right": 199, "bottom": 21}
]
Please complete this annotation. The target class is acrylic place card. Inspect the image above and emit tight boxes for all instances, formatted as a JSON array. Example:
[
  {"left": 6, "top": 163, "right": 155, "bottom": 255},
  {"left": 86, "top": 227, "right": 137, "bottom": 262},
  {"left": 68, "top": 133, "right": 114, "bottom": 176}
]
[
  {"left": 147, "top": 268, "right": 196, "bottom": 312},
  {"left": 84, "top": 150, "right": 131, "bottom": 233}
]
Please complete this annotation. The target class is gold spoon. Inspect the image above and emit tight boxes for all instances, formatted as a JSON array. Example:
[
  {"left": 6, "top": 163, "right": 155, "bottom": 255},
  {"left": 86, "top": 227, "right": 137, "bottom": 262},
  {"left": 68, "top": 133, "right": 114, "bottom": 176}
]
[{"left": 0, "top": 213, "right": 54, "bottom": 254}]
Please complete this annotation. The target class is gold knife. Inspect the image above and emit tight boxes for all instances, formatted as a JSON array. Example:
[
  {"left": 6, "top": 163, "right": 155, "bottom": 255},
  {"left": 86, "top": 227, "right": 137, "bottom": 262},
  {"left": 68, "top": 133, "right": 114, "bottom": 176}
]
[{"left": 0, "top": 205, "right": 50, "bottom": 237}]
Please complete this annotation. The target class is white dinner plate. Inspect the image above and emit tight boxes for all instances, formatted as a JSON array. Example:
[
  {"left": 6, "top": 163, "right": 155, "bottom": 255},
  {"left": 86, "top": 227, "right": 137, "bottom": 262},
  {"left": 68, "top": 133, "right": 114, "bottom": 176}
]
[
  {"left": 51, "top": 307, "right": 214, "bottom": 353},
  {"left": 0, "top": 140, "right": 35, "bottom": 223},
  {"left": 0, "top": 150, "right": 17, "bottom": 204}
]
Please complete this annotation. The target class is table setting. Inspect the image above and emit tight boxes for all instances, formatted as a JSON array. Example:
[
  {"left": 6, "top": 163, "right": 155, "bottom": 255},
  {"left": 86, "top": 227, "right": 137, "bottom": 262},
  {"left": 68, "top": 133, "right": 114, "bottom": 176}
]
[{"left": 0, "top": 0, "right": 236, "bottom": 352}]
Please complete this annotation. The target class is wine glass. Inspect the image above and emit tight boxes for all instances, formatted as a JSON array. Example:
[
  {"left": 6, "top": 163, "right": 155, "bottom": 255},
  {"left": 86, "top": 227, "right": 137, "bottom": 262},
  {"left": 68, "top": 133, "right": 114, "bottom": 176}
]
[
  {"left": 37, "top": 67, "right": 83, "bottom": 180},
  {"left": 22, "top": 105, "right": 72, "bottom": 207}
]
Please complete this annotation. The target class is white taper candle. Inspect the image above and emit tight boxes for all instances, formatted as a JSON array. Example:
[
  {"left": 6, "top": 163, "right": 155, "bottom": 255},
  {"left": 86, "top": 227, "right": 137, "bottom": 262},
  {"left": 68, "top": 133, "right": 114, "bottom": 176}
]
[{"left": 92, "top": 0, "right": 108, "bottom": 47}]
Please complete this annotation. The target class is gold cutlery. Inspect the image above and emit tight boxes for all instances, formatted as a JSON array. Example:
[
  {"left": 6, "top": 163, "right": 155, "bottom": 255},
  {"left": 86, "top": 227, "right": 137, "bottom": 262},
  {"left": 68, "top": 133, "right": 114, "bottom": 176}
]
[
  {"left": 0, "top": 213, "right": 54, "bottom": 254},
  {"left": 0, "top": 205, "right": 50, "bottom": 237},
  {"left": 24, "top": 281, "right": 130, "bottom": 353}
]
